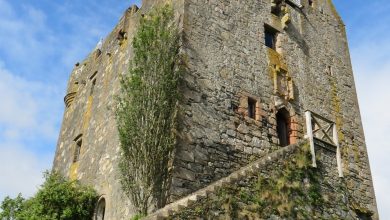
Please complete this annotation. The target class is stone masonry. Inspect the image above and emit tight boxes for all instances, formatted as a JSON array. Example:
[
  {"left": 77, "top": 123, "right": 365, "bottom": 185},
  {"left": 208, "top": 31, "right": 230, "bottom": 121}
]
[{"left": 52, "top": 0, "right": 378, "bottom": 219}]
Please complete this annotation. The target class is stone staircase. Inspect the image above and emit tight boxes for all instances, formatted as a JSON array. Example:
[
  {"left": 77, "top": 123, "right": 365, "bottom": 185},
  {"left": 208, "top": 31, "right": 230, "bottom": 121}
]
[{"left": 145, "top": 143, "right": 299, "bottom": 220}]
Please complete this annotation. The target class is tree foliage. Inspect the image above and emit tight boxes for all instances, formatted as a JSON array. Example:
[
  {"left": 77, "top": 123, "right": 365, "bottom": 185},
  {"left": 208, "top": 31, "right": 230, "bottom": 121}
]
[
  {"left": 0, "top": 172, "right": 98, "bottom": 220},
  {"left": 115, "top": 4, "right": 182, "bottom": 216},
  {"left": 0, "top": 194, "right": 24, "bottom": 220}
]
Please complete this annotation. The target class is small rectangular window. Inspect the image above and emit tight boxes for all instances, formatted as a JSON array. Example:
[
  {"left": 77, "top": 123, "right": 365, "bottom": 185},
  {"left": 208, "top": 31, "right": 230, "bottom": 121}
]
[
  {"left": 265, "top": 26, "right": 278, "bottom": 49},
  {"left": 89, "top": 71, "right": 98, "bottom": 96},
  {"left": 90, "top": 78, "right": 97, "bottom": 95},
  {"left": 73, "top": 135, "right": 83, "bottom": 163},
  {"left": 248, "top": 98, "right": 257, "bottom": 119}
]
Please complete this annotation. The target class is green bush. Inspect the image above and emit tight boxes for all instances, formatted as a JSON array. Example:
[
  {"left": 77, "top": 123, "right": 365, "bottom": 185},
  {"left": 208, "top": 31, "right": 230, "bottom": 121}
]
[{"left": 0, "top": 172, "right": 98, "bottom": 220}]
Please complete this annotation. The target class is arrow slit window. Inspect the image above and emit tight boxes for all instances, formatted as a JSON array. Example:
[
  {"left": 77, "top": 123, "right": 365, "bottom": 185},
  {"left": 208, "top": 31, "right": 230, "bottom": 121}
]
[
  {"left": 248, "top": 98, "right": 257, "bottom": 119},
  {"left": 73, "top": 135, "right": 83, "bottom": 163}
]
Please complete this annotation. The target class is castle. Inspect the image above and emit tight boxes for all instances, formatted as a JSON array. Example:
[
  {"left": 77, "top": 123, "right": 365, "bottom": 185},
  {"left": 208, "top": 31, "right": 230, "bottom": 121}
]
[{"left": 53, "top": 0, "right": 378, "bottom": 219}]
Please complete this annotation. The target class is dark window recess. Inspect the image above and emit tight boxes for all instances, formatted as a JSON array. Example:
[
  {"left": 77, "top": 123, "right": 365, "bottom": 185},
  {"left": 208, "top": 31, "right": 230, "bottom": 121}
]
[
  {"left": 265, "top": 27, "right": 277, "bottom": 49},
  {"left": 309, "top": 0, "right": 313, "bottom": 6},
  {"left": 90, "top": 78, "right": 97, "bottom": 95},
  {"left": 326, "top": 66, "right": 333, "bottom": 76},
  {"left": 73, "top": 136, "right": 83, "bottom": 163},
  {"left": 117, "top": 29, "right": 127, "bottom": 46},
  {"left": 357, "top": 214, "right": 372, "bottom": 220},
  {"left": 271, "top": 0, "right": 283, "bottom": 15},
  {"left": 89, "top": 71, "right": 98, "bottom": 96},
  {"left": 248, "top": 98, "right": 257, "bottom": 119},
  {"left": 276, "top": 108, "right": 290, "bottom": 147},
  {"left": 117, "top": 29, "right": 126, "bottom": 41},
  {"left": 356, "top": 209, "right": 373, "bottom": 220},
  {"left": 231, "top": 102, "right": 239, "bottom": 113}
]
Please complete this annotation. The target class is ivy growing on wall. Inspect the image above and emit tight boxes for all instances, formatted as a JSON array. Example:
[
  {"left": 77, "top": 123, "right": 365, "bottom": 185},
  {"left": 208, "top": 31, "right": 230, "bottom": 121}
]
[{"left": 115, "top": 4, "right": 182, "bottom": 216}]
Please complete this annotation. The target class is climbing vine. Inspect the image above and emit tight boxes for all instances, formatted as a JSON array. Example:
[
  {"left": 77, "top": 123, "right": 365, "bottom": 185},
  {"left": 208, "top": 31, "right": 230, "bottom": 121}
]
[{"left": 115, "top": 4, "right": 182, "bottom": 216}]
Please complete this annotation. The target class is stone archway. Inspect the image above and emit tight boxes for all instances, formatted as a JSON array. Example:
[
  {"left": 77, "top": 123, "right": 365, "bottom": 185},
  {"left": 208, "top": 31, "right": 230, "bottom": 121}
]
[{"left": 95, "top": 197, "right": 106, "bottom": 220}]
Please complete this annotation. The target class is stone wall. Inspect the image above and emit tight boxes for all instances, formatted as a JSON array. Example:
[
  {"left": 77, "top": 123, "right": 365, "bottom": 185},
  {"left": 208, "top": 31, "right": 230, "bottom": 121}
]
[
  {"left": 52, "top": 5, "right": 145, "bottom": 219},
  {"left": 170, "top": 0, "right": 377, "bottom": 217}
]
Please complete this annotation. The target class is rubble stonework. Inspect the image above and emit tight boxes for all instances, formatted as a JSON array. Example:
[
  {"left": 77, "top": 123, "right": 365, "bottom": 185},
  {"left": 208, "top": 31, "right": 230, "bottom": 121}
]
[{"left": 52, "top": 0, "right": 378, "bottom": 219}]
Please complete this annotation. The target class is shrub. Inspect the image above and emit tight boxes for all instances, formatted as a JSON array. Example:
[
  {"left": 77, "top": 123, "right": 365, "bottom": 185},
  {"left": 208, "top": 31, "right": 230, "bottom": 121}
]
[{"left": 0, "top": 171, "right": 98, "bottom": 220}]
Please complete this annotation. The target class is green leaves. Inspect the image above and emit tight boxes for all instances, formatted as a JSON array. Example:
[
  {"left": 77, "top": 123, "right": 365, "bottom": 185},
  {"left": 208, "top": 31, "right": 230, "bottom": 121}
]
[
  {"left": 115, "top": 4, "right": 182, "bottom": 216},
  {"left": 0, "top": 171, "right": 98, "bottom": 220},
  {"left": 0, "top": 194, "right": 25, "bottom": 220}
]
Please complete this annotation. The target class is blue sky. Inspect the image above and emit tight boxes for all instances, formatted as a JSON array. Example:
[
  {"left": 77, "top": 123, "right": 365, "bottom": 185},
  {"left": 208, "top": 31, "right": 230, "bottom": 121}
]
[{"left": 0, "top": 0, "right": 388, "bottom": 218}]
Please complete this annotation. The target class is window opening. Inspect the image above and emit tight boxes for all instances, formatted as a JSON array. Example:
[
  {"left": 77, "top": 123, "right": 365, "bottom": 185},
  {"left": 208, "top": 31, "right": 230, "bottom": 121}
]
[
  {"left": 248, "top": 98, "right": 257, "bottom": 119},
  {"left": 271, "top": 0, "right": 283, "bottom": 15},
  {"left": 265, "top": 26, "right": 278, "bottom": 49},
  {"left": 90, "top": 78, "right": 97, "bottom": 96},
  {"left": 117, "top": 29, "right": 127, "bottom": 45},
  {"left": 308, "top": 0, "right": 313, "bottom": 6},
  {"left": 73, "top": 135, "right": 83, "bottom": 163},
  {"left": 356, "top": 212, "right": 372, "bottom": 220},
  {"left": 326, "top": 66, "right": 333, "bottom": 76},
  {"left": 90, "top": 71, "right": 98, "bottom": 96},
  {"left": 276, "top": 108, "right": 290, "bottom": 147}
]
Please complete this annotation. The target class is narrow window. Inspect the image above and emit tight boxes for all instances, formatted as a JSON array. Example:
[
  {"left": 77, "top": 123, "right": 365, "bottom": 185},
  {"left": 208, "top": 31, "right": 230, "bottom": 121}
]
[
  {"left": 117, "top": 29, "right": 126, "bottom": 41},
  {"left": 95, "top": 198, "right": 106, "bottom": 220},
  {"left": 90, "top": 71, "right": 98, "bottom": 96},
  {"left": 308, "top": 0, "right": 313, "bottom": 6},
  {"left": 248, "top": 98, "right": 257, "bottom": 119},
  {"left": 117, "top": 29, "right": 127, "bottom": 45},
  {"left": 90, "top": 78, "right": 97, "bottom": 95},
  {"left": 276, "top": 108, "right": 290, "bottom": 147},
  {"left": 73, "top": 135, "right": 83, "bottom": 163},
  {"left": 265, "top": 26, "right": 278, "bottom": 49},
  {"left": 326, "top": 66, "right": 333, "bottom": 76}
]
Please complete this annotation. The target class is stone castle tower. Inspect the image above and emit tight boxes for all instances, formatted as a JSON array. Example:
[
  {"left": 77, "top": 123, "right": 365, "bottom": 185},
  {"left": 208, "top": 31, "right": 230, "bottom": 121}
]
[{"left": 53, "top": 0, "right": 378, "bottom": 219}]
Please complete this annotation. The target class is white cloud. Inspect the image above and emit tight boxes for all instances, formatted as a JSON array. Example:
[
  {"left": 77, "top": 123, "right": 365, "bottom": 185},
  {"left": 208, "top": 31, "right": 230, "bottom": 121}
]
[
  {"left": 0, "top": 62, "right": 60, "bottom": 141},
  {"left": 0, "top": 63, "right": 58, "bottom": 200},
  {"left": 0, "top": 142, "right": 51, "bottom": 200},
  {"left": 352, "top": 39, "right": 390, "bottom": 219}
]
